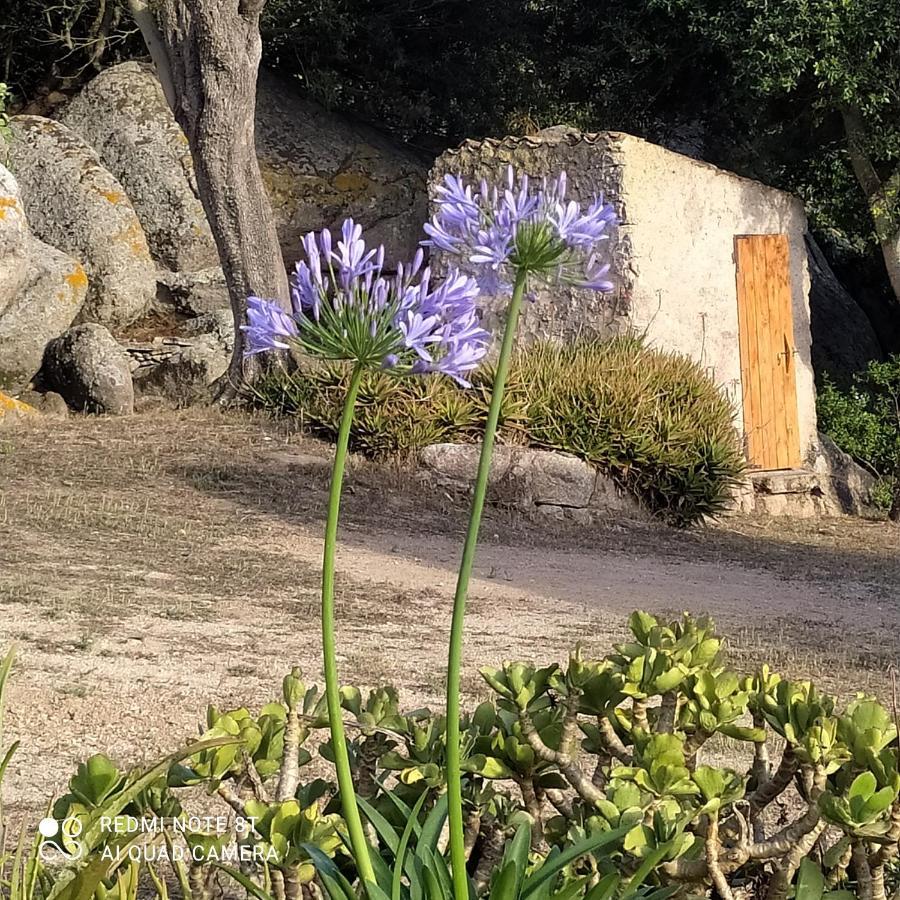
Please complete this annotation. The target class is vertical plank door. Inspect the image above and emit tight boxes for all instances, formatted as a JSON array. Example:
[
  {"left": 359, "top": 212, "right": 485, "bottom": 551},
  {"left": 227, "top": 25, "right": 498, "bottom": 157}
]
[{"left": 734, "top": 234, "right": 801, "bottom": 470}]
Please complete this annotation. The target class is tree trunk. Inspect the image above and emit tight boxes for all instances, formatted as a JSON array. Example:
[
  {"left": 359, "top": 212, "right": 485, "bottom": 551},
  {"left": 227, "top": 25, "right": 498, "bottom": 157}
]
[
  {"left": 128, "top": 0, "right": 290, "bottom": 398},
  {"left": 840, "top": 104, "right": 900, "bottom": 307},
  {"left": 889, "top": 484, "right": 900, "bottom": 523}
]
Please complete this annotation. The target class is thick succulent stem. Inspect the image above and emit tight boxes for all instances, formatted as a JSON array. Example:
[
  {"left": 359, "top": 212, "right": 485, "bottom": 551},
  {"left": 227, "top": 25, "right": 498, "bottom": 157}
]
[
  {"left": 355, "top": 737, "right": 381, "bottom": 800},
  {"left": 276, "top": 707, "right": 302, "bottom": 801},
  {"left": 751, "top": 766, "right": 826, "bottom": 861},
  {"left": 597, "top": 716, "right": 630, "bottom": 763},
  {"left": 472, "top": 822, "right": 507, "bottom": 894},
  {"left": 244, "top": 753, "right": 272, "bottom": 803},
  {"left": 871, "top": 863, "right": 888, "bottom": 900},
  {"left": 545, "top": 788, "right": 574, "bottom": 818},
  {"left": 271, "top": 869, "right": 286, "bottom": 900},
  {"left": 683, "top": 728, "right": 714, "bottom": 766},
  {"left": 518, "top": 777, "right": 548, "bottom": 852},
  {"left": 657, "top": 692, "right": 678, "bottom": 734},
  {"left": 559, "top": 692, "right": 582, "bottom": 758},
  {"left": 765, "top": 821, "right": 827, "bottom": 900},
  {"left": 463, "top": 811, "right": 482, "bottom": 861},
  {"left": 320, "top": 364, "right": 375, "bottom": 889},
  {"left": 188, "top": 864, "right": 217, "bottom": 900},
  {"left": 632, "top": 698, "right": 650, "bottom": 732},
  {"left": 445, "top": 270, "right": 528, "bottom": 900},
  {"left": 853, "top": 842, "right": 875, "bottom": 900},
  {"left": 825, "top": 841, "right": 853, "bottom": 888},
  {"left": 519, "top": 709, "right": 606, "bottom": 805},
  {"left": 750, "top": 712, "right": 771, "bottom": 788},
  {"left": 705, "top": 812, "right": 734, "bottom": 900},
  {"left": 283, "top": 867, "right": 303, "bottom": 900},
  {"left": 748, "top": 745, "right": 798, "bottom": 813},
  {"left": 590, "top": 755, "right": 608, "bottom": 789},
  {"left": 216, "top": 781, "right": 248, "bottom": 817}
]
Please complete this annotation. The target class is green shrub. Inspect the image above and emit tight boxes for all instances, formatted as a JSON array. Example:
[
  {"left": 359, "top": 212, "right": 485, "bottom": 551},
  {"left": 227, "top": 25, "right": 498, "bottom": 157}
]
[
  {"left": 817, "top": 355, "right": 900, "bottom": 518},
  {"left": 513, "top": 339, "right": 746, "bottom": 524},
  {"left": 254, "top": 337, "right": 745, "bottom": 525}
]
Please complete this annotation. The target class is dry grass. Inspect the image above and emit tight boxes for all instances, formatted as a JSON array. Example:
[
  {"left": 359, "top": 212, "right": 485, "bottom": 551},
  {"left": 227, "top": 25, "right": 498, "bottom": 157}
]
[{"left": 0, "top": 407, "right": 898, "bottom": 821}]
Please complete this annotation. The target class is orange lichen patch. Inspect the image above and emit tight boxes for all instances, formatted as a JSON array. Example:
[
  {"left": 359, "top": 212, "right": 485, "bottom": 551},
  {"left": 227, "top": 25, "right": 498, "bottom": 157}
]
[
  {"left": 0, "top": 391, "right": 38, "bottom": 419},
  {"left": 65, "top": 264, "right": 89, "bottom": 292},
  {"left": 0, "top": 196, "right": 23, "bottom": 220},
  {"left": 99, "top": 189, "right": 127, "bottom": 205},
  {"left": 332, "top": 171, "right": 370, "bottom": 192},
  {"left": 115, "top": 220, "right": 150, "bottom": 257}
]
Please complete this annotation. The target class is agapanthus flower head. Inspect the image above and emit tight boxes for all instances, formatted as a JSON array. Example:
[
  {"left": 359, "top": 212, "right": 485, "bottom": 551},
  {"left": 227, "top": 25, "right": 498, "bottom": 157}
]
[
  {"left": 242, "top": 218, "right": 490, "bottom": 386},
  {"left": 424, "top": 166, "right": 617, "bottom": 295}
]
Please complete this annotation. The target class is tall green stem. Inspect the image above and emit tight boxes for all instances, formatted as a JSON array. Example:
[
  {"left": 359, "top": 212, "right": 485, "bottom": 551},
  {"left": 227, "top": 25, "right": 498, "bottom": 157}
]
[
  {"left": 321, "top": 363, "right": 375, "bottom": 889},
  {"left": 446, "top": 270, "right": 529, "bottom": 900}
]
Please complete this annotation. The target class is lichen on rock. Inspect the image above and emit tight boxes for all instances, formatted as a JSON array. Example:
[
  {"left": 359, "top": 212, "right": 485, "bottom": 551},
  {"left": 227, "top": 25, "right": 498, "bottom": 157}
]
[{"left": 5, "top": 115, "right": 156, "bottom": 328}]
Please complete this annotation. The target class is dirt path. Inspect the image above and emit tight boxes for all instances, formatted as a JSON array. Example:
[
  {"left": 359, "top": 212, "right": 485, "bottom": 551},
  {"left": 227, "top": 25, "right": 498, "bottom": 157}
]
[{"left": 1, "top": 409, "right": 898, "bottom": 819}]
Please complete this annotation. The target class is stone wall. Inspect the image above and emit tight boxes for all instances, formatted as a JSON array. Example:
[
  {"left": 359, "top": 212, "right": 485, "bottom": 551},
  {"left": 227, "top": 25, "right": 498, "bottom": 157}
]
[{"left": 430, "top": 128, "right": 633, "bottom": 346}]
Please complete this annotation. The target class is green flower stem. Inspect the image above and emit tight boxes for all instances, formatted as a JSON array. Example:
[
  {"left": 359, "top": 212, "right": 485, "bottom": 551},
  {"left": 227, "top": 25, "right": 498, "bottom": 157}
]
[
  {"left": 446, "top": 269, "right": 529, "bottom": 900},
  {"left": 321, "top": 362, "right": 375, "bottom": 890}
]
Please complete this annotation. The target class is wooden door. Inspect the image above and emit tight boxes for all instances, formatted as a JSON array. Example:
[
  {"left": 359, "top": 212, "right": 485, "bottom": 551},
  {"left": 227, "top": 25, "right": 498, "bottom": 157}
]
[{"left": 734, "top": 234, "right": 801, "bottom": 470}]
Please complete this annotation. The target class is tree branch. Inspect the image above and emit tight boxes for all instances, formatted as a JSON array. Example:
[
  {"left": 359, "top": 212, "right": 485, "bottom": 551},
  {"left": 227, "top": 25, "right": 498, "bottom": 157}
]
[
  {"left": 124, "top": 0, "right": 177, "bottom": 109},
  {"left": 748, "top": 745, "right": 798, "bottom": 813}
]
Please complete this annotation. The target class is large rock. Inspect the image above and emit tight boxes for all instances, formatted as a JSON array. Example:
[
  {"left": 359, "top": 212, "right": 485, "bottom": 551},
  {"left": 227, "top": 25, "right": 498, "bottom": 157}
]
[
  {"left": 157, "top": 267, "right": 230, "bottom": 316},
  {"left": 0, "top": 237, "right": 88, "bottom": 387},
  {"left": 41, "top": 324, "right": 134, "bottom": 415},
  {"left": 0, "top": 163, "right": 88, "bottom": 387},
  {"left": 52, "top": 62, "right": 429, "bottom": 270},
  {"left": 59, "top": 62, "right": 219, "bottom": 272},
  {"left": 811, "top": 432, "right": 875, "bottom": 516},
  {"left": 806, "top": 235, "right": 883, "bottom": 386},
  {"left": 16, "top": 389, "right": 68, "bottom": 419},
  {"left": 6, "top": 115, "right": 156, "bottom": 327},
  {"left": 256, "top": 71, "right": 429, "bottom": 263},
  {"left": 0, "top": 165, "right": 30, "bottom": 319},
  {"left": 419, "top": 442, "right": 643, "bottom": 519}
]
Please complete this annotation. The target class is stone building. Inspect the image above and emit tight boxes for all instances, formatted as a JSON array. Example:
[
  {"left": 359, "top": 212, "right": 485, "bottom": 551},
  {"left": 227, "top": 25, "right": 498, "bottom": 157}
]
[{"left": 430, "top": 129, "right": 819, "bottom": 478}]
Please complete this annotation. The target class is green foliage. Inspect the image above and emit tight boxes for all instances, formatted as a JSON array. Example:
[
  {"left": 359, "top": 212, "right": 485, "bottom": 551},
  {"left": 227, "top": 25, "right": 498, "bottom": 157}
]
[
  {"left": 791, "top": 859, "right": 856, "bottom": 900},
  {"left": 254, "top": 338, "right": 745, "bottom": 525},
  {"left": 513, "top": 340, "right": 746, "bottom": 525},
  {"left": 817, "top": 355, "right": 900, "bottom": 513},
  {"left": 0, "top": 0, "right": 140, "bottom": 98}
]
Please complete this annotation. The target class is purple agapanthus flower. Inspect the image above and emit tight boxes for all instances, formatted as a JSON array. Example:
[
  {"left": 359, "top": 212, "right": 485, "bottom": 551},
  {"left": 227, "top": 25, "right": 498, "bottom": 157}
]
[
  {"left": 423, "top": 166, "right": 617, "bottom": 296},
  {"left": 242, "top": 218, "right": 490, "bottom": 387}
]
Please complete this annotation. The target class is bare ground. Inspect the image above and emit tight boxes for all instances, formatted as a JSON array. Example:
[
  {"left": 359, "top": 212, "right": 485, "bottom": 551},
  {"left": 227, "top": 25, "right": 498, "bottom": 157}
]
[{"left": 1, "top": 408, "right": 898, "bottom": 823}]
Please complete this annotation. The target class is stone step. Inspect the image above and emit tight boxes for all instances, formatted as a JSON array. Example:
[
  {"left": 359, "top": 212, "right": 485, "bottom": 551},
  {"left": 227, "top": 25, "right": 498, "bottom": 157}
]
[
  {"left": 750, "top": 469, "right": 820, "bottom": 495},
  {"left": 749, "top": 468, "right": 834, "bottom": 518}
]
